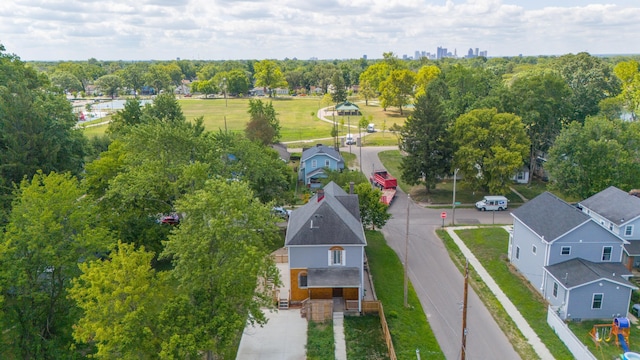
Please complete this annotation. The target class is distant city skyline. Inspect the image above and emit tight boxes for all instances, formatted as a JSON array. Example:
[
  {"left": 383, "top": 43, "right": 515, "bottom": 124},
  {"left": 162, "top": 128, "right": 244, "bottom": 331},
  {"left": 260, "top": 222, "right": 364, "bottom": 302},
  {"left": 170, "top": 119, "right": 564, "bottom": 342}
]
[{"left": 1, "top": 1, "right": 640, "bottom": 61}]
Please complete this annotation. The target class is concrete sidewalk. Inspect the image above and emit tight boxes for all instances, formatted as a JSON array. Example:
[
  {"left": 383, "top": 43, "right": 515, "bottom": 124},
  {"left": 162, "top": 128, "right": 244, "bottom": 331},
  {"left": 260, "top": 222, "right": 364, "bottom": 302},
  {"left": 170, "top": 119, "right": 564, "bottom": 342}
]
[{"left": 446, "top": 226, "right": 555, "bottom": 360}]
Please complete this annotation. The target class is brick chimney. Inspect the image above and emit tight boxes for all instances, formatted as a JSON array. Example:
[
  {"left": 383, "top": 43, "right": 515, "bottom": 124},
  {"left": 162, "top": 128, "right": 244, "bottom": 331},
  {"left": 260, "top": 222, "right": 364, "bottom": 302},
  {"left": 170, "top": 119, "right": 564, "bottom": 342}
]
[
  {"left": 317, "top": 189, "right": 324, "bottom": 202},
  {"left": 349, "top": 182, "right": 354, "bottom": 194}
]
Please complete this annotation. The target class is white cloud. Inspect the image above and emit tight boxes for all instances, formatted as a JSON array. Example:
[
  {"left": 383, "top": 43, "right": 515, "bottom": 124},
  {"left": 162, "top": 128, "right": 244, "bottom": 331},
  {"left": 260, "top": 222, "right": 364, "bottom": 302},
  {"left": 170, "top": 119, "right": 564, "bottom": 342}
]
[{"left": 0, "top": 0, "right": 639, "bottom": 60}]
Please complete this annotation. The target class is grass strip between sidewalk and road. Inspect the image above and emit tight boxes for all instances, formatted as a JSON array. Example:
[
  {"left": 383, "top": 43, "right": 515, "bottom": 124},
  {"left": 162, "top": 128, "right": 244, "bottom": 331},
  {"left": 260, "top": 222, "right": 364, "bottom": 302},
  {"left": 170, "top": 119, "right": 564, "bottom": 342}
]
[
  {"left": 306, "top": 320, "right": 335, "bottom": 360},
  {"left": 365, "top": 230, "right": 445, "bottom": 360},
  {"left": 441, "top": 227, "right": 574, "bottom": 359}
]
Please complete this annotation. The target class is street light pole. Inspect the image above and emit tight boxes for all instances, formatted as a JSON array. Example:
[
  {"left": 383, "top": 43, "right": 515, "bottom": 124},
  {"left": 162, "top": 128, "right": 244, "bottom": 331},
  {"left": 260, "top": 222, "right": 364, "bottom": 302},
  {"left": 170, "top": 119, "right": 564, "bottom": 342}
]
[
  {"left": 223, "top": 77, "right": 228, "bottom": 107},
  {"left": 452, "top": 168, "right": 459, "bottom": 226}
]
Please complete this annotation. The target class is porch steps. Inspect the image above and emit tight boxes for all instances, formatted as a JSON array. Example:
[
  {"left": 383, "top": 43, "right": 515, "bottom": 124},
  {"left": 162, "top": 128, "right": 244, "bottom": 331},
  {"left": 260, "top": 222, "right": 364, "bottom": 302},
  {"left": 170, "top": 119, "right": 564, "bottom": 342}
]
[{"left": 278, "top": 298, "right": 289, "bottom": 310}]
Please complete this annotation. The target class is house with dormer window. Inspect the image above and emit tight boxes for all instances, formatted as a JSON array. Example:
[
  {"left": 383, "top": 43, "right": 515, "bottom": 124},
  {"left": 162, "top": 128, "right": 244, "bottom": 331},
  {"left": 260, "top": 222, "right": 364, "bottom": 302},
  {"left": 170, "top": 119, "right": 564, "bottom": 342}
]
[
  {"left": 284, "top": 182, "right": 366, "bottom": 312},
  {"left": 298, "top": 144, "right": 344, "bottom": 188}
]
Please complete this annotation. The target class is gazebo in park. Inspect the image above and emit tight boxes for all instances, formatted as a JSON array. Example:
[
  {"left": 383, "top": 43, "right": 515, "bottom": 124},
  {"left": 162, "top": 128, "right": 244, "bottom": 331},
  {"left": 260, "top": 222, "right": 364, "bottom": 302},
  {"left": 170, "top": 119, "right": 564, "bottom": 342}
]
[{"left": 335, "top": 101, "right": 360, "bottom": 116}]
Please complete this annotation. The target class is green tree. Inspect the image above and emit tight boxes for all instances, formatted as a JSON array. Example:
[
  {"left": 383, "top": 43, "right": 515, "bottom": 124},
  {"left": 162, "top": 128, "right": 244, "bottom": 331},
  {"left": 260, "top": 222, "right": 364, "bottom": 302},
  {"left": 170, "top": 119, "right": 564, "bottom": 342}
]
[
  {"left": 0, "top": 47, "right": 87, "bottom": 222},
  {"left": 547, "top": 116, "right": 640, "bottom": 199},
  {"left": 69, "top": 242, "right": 172, "bottom": 359},
  {"left": 49, "top": 70, "right": 83, "bottom": 93},
  {"left": 145, "top": 64, "right": 172, "bottom": 94},
  {"left": 400, "top": 90, "right": 452, "bottom": 193},
  {"left": 190, "top": 78, "right": 218, "bottom": 97},
  {"left": 0, "top": 171, "right": 112, "bottom": 358},
  {"left": 95, "top": 74, "right": 123, "bottom": 99},
  {"left": 414, "top": 65, "right": 441, "bottom": 98},
  {"left": 379, "top": 69, "right": 416, "bottom": 115},
  {"left": 441, "top": 64, "right": 504, "bottom": 120},
  {"left": 216, "top": 68, "right": 250, "bottom": 96},
  {"left": 331, "top": 70, "right": 347, "bottom": 104},
  {"left": 358, "top": 79, "right": 376, "bottom": 106},
  {"left": 451, "top": 108, "right": 529, "bottom": 194},
  {"left": 107, "top": 98, "right": 144, "bottom": 137},
  {"left": 121, "top": 62, "right": 147, "bottom": 97},
  {"left": 552, "top": 52, "right": 620, "bottom": 122},
  {"left": 245, "top": 99, "right": 281, "bottom": 145},
  {"left": 503, "top": 70, "right": 573, "bottom": 179},
  {"left": 253, "top": 60, "right": 287, "bottom": 97},
  {"left": 613, "top": 60, "right": 640, "bottom": 121},
  {"left": 359, "top": 62, "right": 390, "bottom": 98},
  {"left": 353, "top": 182, "right": 391, "bottom": 230},
  {"left": 160, "top": 179, "right": 280, "bottom": 358}
]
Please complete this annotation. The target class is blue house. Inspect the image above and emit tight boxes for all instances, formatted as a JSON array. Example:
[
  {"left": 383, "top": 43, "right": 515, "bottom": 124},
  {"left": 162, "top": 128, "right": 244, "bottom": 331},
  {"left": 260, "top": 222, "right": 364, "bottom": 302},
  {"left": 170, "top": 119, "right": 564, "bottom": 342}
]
[
  {"left": 509, "top": 192, "right": 634, "bottom": 320},
  {"left": 579, "top": 186, "right": 640, "bottom": 270},
  {"left": 298, "top": 144, "right": 344, "bottom": 188},
  {"left": 285, "top": 182, "right": 366, "bottom": 312}
]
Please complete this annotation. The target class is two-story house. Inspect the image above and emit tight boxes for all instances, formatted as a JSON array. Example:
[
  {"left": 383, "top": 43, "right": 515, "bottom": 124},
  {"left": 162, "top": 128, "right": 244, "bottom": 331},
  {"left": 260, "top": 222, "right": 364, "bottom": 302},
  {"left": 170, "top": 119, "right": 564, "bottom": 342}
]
[
  {"left": 579, "top": 186, "right": 640, "bottom": 270},
  {"left": 298, "top": 144, "right": 344, "bottom": 188},
  {"left": 285, "top": 182, "right": 366, "bottom": 312},
  {"left": 509, "top": 192, "right": 635, "bottom": 320}
]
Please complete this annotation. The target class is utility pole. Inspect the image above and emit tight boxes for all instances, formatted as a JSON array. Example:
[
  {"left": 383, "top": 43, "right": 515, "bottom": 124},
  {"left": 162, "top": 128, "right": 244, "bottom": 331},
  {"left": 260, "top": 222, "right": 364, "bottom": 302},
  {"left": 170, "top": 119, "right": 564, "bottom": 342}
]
[
  {"left": 452, "top": 168, "right": 459, "bottom": 225},
  {"left": 461, "top": 259, "right": 469, "bottom": 360},
  {"left": 404, "top": 194, "right": 410, "bottom": 308}
]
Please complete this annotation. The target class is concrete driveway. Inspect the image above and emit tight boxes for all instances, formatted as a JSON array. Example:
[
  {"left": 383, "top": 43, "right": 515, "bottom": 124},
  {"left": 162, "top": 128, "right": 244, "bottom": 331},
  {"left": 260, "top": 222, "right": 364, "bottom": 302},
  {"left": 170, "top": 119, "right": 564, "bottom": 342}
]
[{"left": 236, "top": 308, "right": 307, "bottom": 360}]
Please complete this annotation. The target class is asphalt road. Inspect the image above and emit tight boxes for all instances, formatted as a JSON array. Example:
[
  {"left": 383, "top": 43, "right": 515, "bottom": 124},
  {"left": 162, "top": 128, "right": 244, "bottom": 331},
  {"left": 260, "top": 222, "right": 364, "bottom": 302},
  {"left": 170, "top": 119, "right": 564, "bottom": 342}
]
[{"left": 356, "top": 146, "right": 520, "bottom": 360}]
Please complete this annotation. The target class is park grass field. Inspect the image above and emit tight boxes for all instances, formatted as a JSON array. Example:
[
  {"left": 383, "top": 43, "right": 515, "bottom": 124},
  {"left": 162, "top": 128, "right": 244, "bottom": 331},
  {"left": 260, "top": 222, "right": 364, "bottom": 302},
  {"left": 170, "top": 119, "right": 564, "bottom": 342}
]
[{"left": 80, "top": 96, "right": 409, "bottom": 144}]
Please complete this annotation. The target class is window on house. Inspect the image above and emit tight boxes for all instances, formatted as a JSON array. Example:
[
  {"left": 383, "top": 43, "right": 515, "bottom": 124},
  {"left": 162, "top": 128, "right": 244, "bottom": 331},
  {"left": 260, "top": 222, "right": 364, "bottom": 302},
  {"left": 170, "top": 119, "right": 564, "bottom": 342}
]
[
  {"left": 299, "top": 272, "right": 308, "bottom": 288},
  {"left": 532, "top": 245, "right": 537, "bottom": 254},
  {"left": 311, "top": 160, "right": 317, "bottom": 168},
  {"left": 329, "top": 246, "right": 345, "bottom": 266},
  {"left": 592, "top": 293, "right": 603, "bottom": 309},
  {"left": 515, "top": 246, "right": 520, "bottom": 260},
  {"left": 625, "top": 225, "right": 633, "bottom": 237},
  {"left": 602, "top": 246, "right": 612, "bottom": 261},
  {"left": 553, "top": 282, "right": 558, "bottom": 298},
  {"left": 561, "top": 246, "right": 571, "bottom": 255},
  {"left": 325, "top": 159, "right": 330, "bottom": 167}
]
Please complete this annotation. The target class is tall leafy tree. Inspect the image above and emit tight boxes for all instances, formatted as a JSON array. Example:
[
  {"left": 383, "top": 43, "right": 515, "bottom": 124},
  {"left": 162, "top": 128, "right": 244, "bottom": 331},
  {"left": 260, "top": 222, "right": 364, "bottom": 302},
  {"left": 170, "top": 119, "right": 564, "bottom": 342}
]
[
  {"left": 160, "top": 179, "right": 280, "bottom": 358},
  {"left": 245, "top": 99, "right": 281, "bottom": 145},
  {"left": 552, "top": 52, "right": 620, "bottom": 122},
  {"left": 331, "top": 70, "right": 347, "bottom": 104},
  {"left": 0, "top": 46, "right": 87, "bottom": 223},
  {"left": 613, "top": 60, "right": 640, "bottom": 121},
  {"left": 451, "top": 108, "right": 530, "bottom": 194},
  {"left": 0, "top": 171, "right": 112, "bottom": 358},
  {"left": 49, "top": 70, "right": 83, "bottom": 93},
  {"left": 400, "top": 89, "right": 452, "bottom": 193},
  {"left": 547, "top": 116, "right": 640, "bottom": 199},
  {"left": 441, "top": 64, "right": 504, "bottom": 120},
  {"left": 379, "top": 69, "right": 416, "bottom": 114},
  {"left": 503, "top": 70, "right": 573, "bottom": 179},
  {"left": 353, "top": 182, "right": 391, "bottom": 230},
  {"left": 253, "top": 60, "right": 287, "bottom": 97},
  {"left": 145, "top": 64, "right": 173, "bottom": 94},
  {"left": 120, "top": 62, "right": 147, "bottom": 97},
  {"left": 69, "top": 242, "right": 172, "bottom": 359},
  {"left": 95, "top": 74, "right": 123, "bottom": 99},
  {"left": 414, "top": 64, "right": 441, "bottom": 98}
]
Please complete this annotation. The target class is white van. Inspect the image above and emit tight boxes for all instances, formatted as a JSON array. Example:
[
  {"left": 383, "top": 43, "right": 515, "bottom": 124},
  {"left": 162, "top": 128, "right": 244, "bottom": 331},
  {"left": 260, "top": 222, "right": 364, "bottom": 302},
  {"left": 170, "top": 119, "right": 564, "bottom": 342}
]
[
  {"left": 367, "top": 123, "right": 375, "bottom": 133},
  {"left": 475, "top": 196, "right": 508, "bottom": 211},
  {"left": 345, "top": 134, "right": 356, "bottom": 145}
]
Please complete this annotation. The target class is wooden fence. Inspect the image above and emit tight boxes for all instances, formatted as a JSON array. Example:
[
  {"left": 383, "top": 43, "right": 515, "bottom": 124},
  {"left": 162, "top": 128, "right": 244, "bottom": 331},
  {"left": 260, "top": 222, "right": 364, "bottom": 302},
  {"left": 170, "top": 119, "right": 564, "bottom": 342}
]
[{"left": 361, "top": 300, "right": 397, "bottom": 360}]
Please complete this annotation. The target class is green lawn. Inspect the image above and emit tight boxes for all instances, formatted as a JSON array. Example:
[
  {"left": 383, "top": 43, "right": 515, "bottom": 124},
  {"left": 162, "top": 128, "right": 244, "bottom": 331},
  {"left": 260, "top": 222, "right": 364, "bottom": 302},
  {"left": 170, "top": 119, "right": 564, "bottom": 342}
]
[
  {"left": 568, "top": 319, "right": 640, "bottom": 358},
  {"left": 365, "top": 230, "right": 444, "bottom": 360},
  {"left": 452, "top": 227, "right": 574, "bottom": 359},
  {"left": 344, "top": 315, "right": 390, "bottom": 360},
  {"left": 81, "top": 97, "right": 408, "bottom": 144},
  {"left": 307, "top": 320, "right": 335, "bottom": 360}
]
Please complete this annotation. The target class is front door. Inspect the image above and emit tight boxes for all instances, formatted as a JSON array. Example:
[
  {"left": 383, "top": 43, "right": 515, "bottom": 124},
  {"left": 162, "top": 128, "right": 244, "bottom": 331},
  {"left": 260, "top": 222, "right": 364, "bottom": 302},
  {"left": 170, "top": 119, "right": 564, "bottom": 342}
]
[{"left": 332, "top": 288, "right": 343, "bottom": 297}]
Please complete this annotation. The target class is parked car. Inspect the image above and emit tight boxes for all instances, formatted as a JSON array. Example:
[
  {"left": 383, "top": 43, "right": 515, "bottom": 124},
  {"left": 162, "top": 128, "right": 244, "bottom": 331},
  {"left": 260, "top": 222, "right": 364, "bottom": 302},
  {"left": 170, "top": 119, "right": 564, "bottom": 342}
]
[{"left": 272, "top": 206, "right": 292, "bottom": 219}]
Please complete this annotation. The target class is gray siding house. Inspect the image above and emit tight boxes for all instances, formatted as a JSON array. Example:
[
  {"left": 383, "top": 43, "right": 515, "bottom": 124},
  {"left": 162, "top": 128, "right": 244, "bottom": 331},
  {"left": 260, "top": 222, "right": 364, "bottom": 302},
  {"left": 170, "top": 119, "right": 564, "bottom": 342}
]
[
  {"left": 298, "top": 144, "right": 345, "bottom": 188},
  {"left": 579, "top": 186, "right": 640, "bottom": 270},
  {"left": 285, "top": 182, "right": 366, "bottom": 311},
  {"left": 543, "top": 259, "right": 635, "bottom": 320},
  {"left": 509, "top": 192, "right": 633, "bottom": 320}
]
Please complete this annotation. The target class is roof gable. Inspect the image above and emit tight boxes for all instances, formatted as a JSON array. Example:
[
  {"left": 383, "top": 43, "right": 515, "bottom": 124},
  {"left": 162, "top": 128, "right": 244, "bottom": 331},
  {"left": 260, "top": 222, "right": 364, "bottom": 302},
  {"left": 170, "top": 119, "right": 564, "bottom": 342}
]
[
  {"left": 579, "top": 186, "right": 640, "bottom": 225},
  {"left": 285, "top": 182, "right": 365, "bottom": 246},
  {"left": 545, "top": 258, "right": 636, "bottom": 290},
  {"left": 301, "top": 144, "right": 343, "bottom": 163},
  {"left": 512, "top": 192, "right": 590, "bottom": 242}
]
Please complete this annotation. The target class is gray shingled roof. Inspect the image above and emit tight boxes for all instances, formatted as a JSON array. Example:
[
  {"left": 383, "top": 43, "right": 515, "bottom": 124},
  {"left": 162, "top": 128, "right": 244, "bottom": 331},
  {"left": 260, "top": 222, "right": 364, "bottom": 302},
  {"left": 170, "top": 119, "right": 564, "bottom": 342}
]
[
  {"left": 301, "top": 144, "right": 344, "bottom": 163},
  {"left": 511, "top": 192, "right": 590, "bottom": 243},
  {"left": 624, "top": 241, "right": 640, "bottom": 256},
  {"left": 579, "top": 186, "right": 640, "bottom": 226},
  {"left": 285, "top": 182, "right": 365, "bottom": 246},
  {"left": 545, "top": 258, "right": 636, "bottom": 290},
  {"left": 307, "top": 267, "right": 361, "bottom": 287}
]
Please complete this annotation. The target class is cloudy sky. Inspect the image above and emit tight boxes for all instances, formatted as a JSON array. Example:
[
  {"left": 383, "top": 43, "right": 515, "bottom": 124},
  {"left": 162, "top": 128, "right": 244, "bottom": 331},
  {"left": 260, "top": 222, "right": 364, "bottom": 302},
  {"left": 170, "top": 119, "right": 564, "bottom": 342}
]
[{"left": 1, "top": 0, "right": 639, "bottom": 61}]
